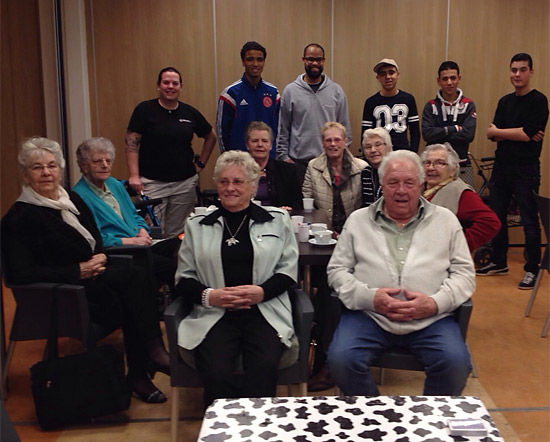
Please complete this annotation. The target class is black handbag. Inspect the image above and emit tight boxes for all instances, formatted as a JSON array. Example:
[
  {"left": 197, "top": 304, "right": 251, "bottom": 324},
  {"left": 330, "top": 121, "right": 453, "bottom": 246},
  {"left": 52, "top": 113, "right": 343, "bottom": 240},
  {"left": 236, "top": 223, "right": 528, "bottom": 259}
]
[{"left": 30, "top": 286, "right": 130, "bottom": 430}]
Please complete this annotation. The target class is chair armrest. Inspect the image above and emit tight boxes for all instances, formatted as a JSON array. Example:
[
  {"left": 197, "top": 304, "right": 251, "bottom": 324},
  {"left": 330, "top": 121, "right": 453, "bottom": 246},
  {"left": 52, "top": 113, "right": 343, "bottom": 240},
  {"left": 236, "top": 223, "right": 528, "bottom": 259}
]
[
  {"left": 290, "top": 286, "right": 314, "bottom": 340},
  {"left": 150, "top": 226, "right": 163, "bottom": 239},
  {"left": 164, "top": 297, "right": 192, "bottom": 367},
  {"left": 106, "top": 245, "right": 150, "bottom": 253},
  {"left": 106, "top": 247, "right": 151, "bottom": 271},
  {"left": 289, "top": 286, "right": 314, "bottom": 380},
  {"left": 454, "top": 299, "right": 473, "bottom": 340},
  {"left": 105, "top": 254, "right": 133, "bottom": 266}
]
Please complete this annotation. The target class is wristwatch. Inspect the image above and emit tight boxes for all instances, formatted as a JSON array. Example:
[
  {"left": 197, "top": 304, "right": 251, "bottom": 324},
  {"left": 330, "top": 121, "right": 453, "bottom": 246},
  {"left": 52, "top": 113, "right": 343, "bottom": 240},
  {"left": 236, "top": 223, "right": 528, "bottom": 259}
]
[{"left": 194, "top": 154, "right": 206, "bottom": 169}]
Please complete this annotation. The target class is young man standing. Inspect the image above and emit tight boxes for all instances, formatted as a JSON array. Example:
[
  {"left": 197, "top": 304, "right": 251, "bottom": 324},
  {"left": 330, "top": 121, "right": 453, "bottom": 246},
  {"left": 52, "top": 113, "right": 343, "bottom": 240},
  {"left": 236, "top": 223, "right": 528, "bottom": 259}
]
[
  {"left": 361, "top": 59, "right": 420, "bottom": 152},
  {"left": 422, "top": 61, "right": 477, "bottom": 185},
  {"left": 277, "top": 43, "right": 352, "bottom": 186},
  {"left": 217, "top": 41, "right": 280, "bottom": 158},
  {"left": 477, "top": 53, "right": 548, "bottom": 289}
]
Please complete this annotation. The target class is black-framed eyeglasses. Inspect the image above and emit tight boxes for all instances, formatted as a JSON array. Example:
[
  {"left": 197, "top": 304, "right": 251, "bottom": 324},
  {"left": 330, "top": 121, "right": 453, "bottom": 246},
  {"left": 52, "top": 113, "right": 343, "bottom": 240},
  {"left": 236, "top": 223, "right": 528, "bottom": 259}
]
[{"left": 304, "top": 57, "right": 325, "bottom": 64}]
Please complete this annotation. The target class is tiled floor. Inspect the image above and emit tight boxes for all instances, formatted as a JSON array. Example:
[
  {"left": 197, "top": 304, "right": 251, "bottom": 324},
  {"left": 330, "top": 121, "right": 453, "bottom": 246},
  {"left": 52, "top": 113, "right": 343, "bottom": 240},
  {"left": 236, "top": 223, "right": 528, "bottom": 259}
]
[{"left": 2, "top": 248, "right": 549, "bottom": 441}]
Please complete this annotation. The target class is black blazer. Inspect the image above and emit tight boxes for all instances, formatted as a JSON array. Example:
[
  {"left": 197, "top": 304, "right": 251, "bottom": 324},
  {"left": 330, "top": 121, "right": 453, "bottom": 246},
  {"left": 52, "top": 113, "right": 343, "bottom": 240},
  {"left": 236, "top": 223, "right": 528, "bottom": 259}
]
[{"left": 1, "top": 191, "right": 103, "bottom": 285}]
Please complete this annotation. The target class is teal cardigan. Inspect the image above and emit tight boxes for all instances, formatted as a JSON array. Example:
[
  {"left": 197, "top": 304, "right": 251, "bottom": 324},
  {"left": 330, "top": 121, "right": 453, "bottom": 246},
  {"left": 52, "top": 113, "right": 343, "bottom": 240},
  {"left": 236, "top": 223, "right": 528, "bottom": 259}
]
[{"left": 73, "top": 176, "right": 149, "bottom": 247}]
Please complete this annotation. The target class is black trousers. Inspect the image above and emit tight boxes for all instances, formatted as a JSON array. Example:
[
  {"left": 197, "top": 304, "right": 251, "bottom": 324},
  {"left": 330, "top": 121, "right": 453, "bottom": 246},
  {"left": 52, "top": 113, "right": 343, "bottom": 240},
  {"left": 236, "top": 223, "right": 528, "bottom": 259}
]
[
  {"left": 82, "top": 264, "right": 161, "bottom": 374},
  {"left": 194, "top": 307, "right": 284, "bottom": 407},
  {"left": 151, "top": 237, "right": 180, "bottom": 291}
]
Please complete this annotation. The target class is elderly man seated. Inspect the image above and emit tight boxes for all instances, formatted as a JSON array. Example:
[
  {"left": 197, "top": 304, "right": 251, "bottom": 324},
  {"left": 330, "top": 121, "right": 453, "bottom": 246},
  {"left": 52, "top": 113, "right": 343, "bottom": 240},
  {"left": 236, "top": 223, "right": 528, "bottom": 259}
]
[
  {"left": 73, "top": 137, "right": 180, "bottom": 292},
  {"left": 327, "top": 150, "right": 475, "bottom": 396}
]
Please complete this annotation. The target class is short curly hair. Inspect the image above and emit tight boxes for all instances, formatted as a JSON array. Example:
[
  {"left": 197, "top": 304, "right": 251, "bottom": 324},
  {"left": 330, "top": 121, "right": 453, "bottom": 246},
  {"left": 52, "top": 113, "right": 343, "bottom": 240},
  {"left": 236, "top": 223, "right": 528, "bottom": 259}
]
[
  {"left": 18, "top": 136, "right": 66, "bottom": 174},
  {"left": 213, "top": 151, "right": 261, "bottom": 185}
]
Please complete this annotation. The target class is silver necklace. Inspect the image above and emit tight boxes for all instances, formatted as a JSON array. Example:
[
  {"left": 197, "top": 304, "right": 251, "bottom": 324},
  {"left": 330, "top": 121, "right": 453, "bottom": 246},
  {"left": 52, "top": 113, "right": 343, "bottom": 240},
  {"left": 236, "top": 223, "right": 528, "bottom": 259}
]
[{"left": 223, "top": 215, "right": 248, "bottom": 246}]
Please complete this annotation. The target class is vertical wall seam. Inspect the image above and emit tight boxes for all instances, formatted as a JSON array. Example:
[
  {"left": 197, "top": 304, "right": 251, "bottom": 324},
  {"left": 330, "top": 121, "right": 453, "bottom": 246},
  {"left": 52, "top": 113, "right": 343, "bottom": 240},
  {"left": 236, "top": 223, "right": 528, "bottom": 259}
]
[
  {"left": 90, "top": 0, "right": 100, "bottom": 134},
  {"left": 331, "top": 0, "right": 334, "bottom": 78},
  {"left": 446, "top": 0, "right": 450, "bottom": 59},
  {"left": 213, "top": 0, "right": 219, "bottom": 106}
]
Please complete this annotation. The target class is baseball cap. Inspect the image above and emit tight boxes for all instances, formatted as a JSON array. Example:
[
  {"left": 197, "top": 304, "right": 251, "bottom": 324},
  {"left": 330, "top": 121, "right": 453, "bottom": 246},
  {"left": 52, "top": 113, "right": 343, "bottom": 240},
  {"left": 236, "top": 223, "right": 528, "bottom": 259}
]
[{"left": 373, "top": 58, "right": 399, "bottom": 73}]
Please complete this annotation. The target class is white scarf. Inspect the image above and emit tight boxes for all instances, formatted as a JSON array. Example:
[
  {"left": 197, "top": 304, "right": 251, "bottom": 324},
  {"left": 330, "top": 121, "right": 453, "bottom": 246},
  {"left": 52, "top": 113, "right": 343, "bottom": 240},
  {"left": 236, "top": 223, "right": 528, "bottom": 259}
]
[{"left": 17, "top": 185, "right": 96, "bottom": 251}]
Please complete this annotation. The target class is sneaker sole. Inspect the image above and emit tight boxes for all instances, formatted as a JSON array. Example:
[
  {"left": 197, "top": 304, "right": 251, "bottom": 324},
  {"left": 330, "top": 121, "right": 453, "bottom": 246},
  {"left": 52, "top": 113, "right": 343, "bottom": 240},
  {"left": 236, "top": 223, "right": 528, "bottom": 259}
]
[
  {"left": 518, "top": 285, "right": 534, "bottom": 290},
  {"left": 476, "top": 270, "right": 509, "bottom": 276}
]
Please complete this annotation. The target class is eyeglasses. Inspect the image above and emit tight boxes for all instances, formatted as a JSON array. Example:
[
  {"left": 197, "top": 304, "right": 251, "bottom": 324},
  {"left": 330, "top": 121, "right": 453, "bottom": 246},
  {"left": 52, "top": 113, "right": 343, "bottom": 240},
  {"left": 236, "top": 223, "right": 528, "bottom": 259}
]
[
  {"left": 244, "top": 56, "right": 265, "bottom": 62},
  {"left": 217, "top": 178, "right": 251, "bottom": 188},
  {"left": 91, "top": 158, "right": 112, "bottom": 166},
  {"left": 423, "top": 160, "right": 448, "bottom": 168},
  {"left": 28, "top": 163, "right": 59, "bottom": 173},
  {"left": 364, "top": 142, "right": 386, "bottom": 150},
  {"left": 304, "top": 57, "right": 325, "bottom": 64}
]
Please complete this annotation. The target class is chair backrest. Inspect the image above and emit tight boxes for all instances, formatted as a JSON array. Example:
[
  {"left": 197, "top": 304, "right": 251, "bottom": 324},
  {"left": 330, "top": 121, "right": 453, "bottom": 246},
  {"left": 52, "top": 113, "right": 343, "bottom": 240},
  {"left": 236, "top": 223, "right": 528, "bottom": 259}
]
[{"left": 8, "top": 283, "right": 92, "bottom": 345}]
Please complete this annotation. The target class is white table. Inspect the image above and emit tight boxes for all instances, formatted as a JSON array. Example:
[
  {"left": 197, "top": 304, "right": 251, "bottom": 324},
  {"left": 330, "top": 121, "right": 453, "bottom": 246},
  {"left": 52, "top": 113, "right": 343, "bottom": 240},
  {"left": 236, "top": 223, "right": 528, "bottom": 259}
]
[{"left": 198, "top": 395, "right": 504, "bottom": 441}]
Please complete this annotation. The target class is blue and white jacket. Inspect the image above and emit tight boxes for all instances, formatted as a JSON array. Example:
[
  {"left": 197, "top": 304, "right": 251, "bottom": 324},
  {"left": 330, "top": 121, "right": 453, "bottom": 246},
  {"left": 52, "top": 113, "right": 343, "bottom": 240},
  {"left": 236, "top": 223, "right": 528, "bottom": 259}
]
[{"left": 216, "top": 74, "right": 280, "bottom": 158}]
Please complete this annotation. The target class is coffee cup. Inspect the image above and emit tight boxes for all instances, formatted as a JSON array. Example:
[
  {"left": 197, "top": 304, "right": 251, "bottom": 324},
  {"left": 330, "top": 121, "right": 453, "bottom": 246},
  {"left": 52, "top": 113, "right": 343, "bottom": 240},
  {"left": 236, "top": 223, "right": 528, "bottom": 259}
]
[
  {"left": 310, "top": 223, "right": 327, "bottom": 233},
  {"left": 297, "top": 224, "right": 310, "bottom": 242},
  {"left": 291, "top": 215, "right": 304, "bottom": 233},
  {"left": 194, "top": 206, "right": 207, "bottom": 215},
  {"left": 303, "top": 197, "right": 314, "bottom": 213},
  {"left": 314, "top": 230, "right": 333, "bottom": 244}
]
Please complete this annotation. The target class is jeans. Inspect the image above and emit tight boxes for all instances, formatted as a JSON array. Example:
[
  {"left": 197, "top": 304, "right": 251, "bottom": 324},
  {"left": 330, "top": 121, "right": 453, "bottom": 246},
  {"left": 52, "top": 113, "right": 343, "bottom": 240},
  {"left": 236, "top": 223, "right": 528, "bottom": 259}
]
[
  {"left": 327, "top": 310, "right": 471, "bottom": 396},
  {"left": 489, "top": 163, "right": 541, "bottom": 273}
]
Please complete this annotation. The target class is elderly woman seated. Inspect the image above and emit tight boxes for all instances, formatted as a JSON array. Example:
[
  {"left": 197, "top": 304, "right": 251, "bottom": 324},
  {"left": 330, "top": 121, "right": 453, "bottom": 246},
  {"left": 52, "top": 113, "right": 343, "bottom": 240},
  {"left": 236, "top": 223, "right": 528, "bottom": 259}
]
[
  {"left": 175, "top": 151, "right": 299, "bottom": 407},
  {"left": 361, "top": 127, "right": 393, "bottom": 207},
  {"left": 1, "top": 137, "right": 170, "bottom": 403},
  {"left": 73, "top": 137, "right": 180, "bottom": 292},
  {"left": 245, "top": 121, "right": 302, "bottom": 210},
  {"left": 302, "top": 122, "right": 367, "bottom": 234},
  {"left": 422, "top": 143, "right": 501, "bottom": 251}
]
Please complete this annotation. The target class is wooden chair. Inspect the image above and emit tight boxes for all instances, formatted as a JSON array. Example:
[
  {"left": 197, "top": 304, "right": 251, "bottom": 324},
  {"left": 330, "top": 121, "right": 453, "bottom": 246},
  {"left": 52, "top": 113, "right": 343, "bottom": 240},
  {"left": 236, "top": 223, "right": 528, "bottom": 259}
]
[
  {"left": 524, "top": 192, "right": 550, "bottom": 337},
  {"left": 164, "top": 286, "right": 314, "bottom": 442}
]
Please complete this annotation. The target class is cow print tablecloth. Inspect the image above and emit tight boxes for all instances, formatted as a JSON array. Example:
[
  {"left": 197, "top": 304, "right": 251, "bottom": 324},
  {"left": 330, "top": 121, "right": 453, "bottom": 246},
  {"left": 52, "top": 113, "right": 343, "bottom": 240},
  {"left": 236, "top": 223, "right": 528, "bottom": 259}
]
[{"left": 198, "top": 395, "right": 504, "bottom": 441}]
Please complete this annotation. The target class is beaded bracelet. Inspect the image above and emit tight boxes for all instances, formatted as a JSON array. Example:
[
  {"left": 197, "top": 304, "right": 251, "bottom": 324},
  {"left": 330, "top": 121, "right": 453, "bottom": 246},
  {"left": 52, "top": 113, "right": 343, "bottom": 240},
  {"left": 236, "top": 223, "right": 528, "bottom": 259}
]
[{"left": 201, "top": 288, "right": 213, "bottom": 309}]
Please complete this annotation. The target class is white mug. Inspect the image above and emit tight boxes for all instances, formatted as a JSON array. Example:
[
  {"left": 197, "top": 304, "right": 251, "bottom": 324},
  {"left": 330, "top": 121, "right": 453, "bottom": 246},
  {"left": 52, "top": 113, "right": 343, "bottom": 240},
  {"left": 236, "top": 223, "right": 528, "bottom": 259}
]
[
  {"left": 310, "top": 223, "right": 327, "bottom": 233},
  {"left": 303, "top": 198, "right": 314, "bottom": 213},
  {"left": 291, "top": 215, "right": 304, "bottom": 233},
  {"left": 314, "top": 230, "right": 332, "bottom": 244},
  {"left": 297, "top": 224, "right": 310, "bottom": 242}
]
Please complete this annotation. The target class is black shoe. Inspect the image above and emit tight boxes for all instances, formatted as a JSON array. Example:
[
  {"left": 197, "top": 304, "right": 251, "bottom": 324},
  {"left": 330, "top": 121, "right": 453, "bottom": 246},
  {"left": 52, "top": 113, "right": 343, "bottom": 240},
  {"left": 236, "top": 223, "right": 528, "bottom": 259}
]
[
  {"left": 476, "top": 262, "right": 508, "bottom": 276},
  {"left": 518, "top": 271, "right": 537, "bottom": 290},
  {"left": 133, "top": 389, "right": 167, "bottom": 404}
]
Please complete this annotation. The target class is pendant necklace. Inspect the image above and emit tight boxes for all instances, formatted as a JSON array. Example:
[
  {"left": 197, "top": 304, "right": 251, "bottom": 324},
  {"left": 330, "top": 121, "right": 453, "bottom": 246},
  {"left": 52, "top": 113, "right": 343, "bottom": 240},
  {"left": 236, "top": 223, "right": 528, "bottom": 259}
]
[{"left": 223, "top": 214, "right": 248, "bottom": 246}]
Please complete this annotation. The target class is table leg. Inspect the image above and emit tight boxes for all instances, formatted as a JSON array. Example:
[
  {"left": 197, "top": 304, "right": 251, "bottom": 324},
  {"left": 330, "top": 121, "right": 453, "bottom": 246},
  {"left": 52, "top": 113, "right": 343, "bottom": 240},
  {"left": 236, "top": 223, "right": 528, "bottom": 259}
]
[{"left": 304, "top": 265, "right": 312, "bottom": 297}]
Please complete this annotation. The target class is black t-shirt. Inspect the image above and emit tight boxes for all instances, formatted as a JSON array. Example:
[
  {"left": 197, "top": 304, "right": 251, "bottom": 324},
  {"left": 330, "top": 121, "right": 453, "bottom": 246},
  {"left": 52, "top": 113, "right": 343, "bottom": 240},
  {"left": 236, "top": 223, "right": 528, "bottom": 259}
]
[
  {"left": 127, "top": 99, "right": 212, "bottom": 182},
  {"left": 493, "top": 89, "right": 549, "bottom": 165}
]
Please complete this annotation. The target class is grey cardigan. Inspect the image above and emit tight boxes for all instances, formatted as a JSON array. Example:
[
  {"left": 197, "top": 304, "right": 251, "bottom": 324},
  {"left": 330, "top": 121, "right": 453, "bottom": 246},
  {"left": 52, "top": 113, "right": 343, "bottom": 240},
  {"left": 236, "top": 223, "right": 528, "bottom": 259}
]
[{"left": 328, "top": 198, "right": 475, "bottom": 335}]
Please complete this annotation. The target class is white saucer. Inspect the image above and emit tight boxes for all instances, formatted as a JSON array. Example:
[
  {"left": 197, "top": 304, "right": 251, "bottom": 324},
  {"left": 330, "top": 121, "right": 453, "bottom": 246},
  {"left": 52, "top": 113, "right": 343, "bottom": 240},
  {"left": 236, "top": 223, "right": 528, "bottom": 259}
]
[{"left": 308, "top": 238, "right": 337, "bottom": 246}]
